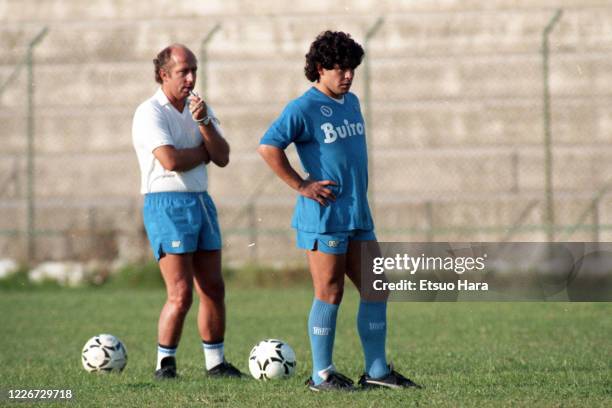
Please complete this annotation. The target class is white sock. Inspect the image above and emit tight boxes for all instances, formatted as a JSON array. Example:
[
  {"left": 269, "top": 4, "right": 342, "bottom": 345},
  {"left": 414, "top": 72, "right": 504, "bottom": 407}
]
[
  {"left": 318, "top": 364, "right": 336, "bottom": 381},
  {"left": 202, "top": 341, "right": 224, "bottom": 370},
  {"left": 156, "top": 344, "right": 177, "bottom": 370}
]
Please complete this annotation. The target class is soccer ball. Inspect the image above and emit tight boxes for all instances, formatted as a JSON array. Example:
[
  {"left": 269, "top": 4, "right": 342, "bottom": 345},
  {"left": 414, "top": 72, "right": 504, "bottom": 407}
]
[
  {"left": 248, "top": 339, "right": 296, "bottom": 380},
  {"left": 81, "top": 334, "right": 127, "bottom": 373}
]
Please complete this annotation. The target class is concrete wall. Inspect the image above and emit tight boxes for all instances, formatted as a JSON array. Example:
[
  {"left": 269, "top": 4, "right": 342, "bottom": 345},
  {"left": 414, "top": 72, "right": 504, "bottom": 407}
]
[{"left": 1, "top": 0, "right": 611, "bottom": 263}]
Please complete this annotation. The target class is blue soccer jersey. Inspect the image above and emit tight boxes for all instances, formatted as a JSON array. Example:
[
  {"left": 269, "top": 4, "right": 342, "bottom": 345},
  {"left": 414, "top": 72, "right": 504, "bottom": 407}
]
[{"left": 260, "top": 86, "right": 374, "bottom": 233}]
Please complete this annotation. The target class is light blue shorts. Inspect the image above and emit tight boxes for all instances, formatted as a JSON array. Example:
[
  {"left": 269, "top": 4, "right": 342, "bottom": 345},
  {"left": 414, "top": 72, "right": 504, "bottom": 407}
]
[
  {"left": 296, "top": 229, "right": 377, "bottom": 255},
  {"left": 143, "top": 191, "right": 221, "bottom": 261}
]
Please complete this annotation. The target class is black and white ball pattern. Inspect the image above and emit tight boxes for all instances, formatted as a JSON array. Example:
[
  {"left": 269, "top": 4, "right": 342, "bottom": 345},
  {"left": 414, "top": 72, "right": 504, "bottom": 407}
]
[
  {"left": 248, "top": 339, "right": 296, "bottom": 380},
  {"left": 81, "top": 334, "right": 127, "bottom": 373}
]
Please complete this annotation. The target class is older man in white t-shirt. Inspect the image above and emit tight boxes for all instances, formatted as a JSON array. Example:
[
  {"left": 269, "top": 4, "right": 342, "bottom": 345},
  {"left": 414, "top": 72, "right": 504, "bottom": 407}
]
[{"left": 132, "top": 43, "right": 242, "bottom": 379}]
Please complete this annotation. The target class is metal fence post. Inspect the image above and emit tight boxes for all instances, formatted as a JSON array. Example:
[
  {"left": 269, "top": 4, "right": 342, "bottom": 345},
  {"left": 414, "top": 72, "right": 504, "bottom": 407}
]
[
  {"left": 592, "top": 200, "right": 599, "bottom": 244},
  {"left": 425, "top": 201, "right": 434, "bottom": 241},
  {"left": 541, "top": 10, "right": 562, "bottom": 242},
  {"left": 26, "top": 27, "right": 49, "bottom": 262},
  {"left": 198, "top": 23, "right": 222, "bottom": 192},
  {"left": 247, "top": 203, "right": 258, "bottom": 261},
  {"left": 199, "top": 23, "right": 222, "bottom": 97}
]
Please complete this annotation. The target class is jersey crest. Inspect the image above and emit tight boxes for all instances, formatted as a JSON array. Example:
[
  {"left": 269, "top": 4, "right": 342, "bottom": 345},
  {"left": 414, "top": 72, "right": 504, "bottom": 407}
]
[{"left": 320, "top": 105, "right": 333, "bottom": 117}]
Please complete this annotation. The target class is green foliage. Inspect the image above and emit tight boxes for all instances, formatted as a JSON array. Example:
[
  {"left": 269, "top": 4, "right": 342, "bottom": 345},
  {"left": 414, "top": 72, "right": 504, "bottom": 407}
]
[
  {"left": 0, "top": 265, "right": 63, "bottom": 291},
  {"left": 0, "top": 261, "right": 310, "bottom": 291},
  {"left": 224, "top": 262, "right": 310, "bottom": 287},
  {"left": 106, "top": 261, "right": 164, "bottom": 289},
  {"left": 0, "top": 288, "right": 611, "bottom": 407},
  {"left": 105, "top": 261, "right": 310, "bottom": 290}
]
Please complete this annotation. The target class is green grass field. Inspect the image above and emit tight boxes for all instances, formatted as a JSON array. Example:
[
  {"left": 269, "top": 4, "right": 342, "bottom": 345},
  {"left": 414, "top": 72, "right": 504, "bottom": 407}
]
[{"left": 1, "top": 286, "right": 610, "bottom": 407}]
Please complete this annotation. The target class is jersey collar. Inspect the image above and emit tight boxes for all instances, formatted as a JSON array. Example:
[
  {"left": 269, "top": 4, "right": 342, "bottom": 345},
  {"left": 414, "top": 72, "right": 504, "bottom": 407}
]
[
  {"left": 154, "top": 87, "right": 172, "bottom": 107},
  {"left": 310, "top": 86, "right": 345, "bottom": 104}
]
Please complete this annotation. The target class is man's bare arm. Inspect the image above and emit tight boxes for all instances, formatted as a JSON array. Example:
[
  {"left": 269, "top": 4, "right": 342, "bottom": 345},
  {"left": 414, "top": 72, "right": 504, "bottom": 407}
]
[
  {"left": 153, "top": 144, "right": 210, "bottom": 172},
  {"left": 189, "top": 93, "right": 230, "bottom": 167},
  {"left": 197, "top": 122, "right": 230, "bottom": 167},
  {"left": 257, "top": 144, "right": 336, "bottom": 206}
]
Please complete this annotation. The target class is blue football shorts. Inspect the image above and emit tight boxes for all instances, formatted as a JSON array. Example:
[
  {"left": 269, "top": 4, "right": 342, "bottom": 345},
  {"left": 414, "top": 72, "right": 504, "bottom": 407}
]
[
  {"left": 296, "top": 229, "right": 377, "bottom": 255},
  {"left": 143, "top": 191, "right": 222, "bottom": 261}
]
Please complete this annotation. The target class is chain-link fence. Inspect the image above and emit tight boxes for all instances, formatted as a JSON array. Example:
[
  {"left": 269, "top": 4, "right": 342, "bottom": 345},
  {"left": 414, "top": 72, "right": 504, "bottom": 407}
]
[{"left": 1, "top": 3, "right": 611, "bottom": 267}]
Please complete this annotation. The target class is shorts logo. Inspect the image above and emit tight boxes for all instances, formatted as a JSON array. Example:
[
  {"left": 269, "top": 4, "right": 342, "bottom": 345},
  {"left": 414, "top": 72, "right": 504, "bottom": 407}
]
[
  {"left": 171, "top": 240, "right": 181, "bottom": 248},
  {"left": 320, "top": 105, "right": 333, "bottom": 117},
  {"left": 327, "top": 240, "right": 339, "bottom": 248}
]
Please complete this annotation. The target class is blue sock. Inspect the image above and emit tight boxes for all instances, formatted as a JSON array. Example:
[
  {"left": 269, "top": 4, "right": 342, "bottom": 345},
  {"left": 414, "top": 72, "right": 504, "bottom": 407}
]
[
  {"left": 308, "top": 298, "right": 339, "bottom": 385},
  {"left": 357, "top": 300, "right": 389, "bottom": 379}
]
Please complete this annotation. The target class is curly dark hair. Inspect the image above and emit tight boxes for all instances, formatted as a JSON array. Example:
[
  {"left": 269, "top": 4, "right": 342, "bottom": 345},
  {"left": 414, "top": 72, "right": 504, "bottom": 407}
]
[{"left": 304, "top": 31, "right": 364, "bottom": 82}]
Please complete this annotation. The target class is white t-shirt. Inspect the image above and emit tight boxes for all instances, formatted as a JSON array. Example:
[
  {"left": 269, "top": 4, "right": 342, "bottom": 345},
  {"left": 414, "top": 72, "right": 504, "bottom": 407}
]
[{"left": 132, "top": 88, "right": 222, "bottom": 194}]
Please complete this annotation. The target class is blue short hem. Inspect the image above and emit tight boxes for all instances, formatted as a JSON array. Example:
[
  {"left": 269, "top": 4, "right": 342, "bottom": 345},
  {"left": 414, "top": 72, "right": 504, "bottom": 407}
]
[{"left": 296, "top": 229, "right": 376, "bottom": 255}]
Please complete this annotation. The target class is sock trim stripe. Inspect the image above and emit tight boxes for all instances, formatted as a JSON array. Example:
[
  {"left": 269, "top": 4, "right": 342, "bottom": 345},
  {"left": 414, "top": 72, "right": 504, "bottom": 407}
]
[
  {"left": 158, "top": 343, "right": 178, "bottom": 348},
  {"left": 157, "top": 346, "right": 177, "bottom": 354},
  {"left": 202, "top": 342, "right": 224, "bottom": 350}
]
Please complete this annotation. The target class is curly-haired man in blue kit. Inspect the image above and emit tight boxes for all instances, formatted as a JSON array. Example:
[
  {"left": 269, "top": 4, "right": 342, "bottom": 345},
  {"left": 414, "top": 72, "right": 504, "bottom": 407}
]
[{"left": 258, "top": 31, "right": 422, "bottom": 391}]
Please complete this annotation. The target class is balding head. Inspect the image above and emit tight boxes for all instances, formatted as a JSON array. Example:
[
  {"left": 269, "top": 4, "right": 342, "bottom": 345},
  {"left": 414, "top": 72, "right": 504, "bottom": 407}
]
[{"left": 153, "top": 43, "right": 197, "bottom": 84}]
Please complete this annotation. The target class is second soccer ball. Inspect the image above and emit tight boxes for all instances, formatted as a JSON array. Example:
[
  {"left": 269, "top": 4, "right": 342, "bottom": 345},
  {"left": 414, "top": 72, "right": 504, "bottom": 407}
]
[
  {"left": 81, "top": 334, "right": 127, "bottom": 373},
  {"left": 248, "top": 339, "right": 296, "bottom": 380}
]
